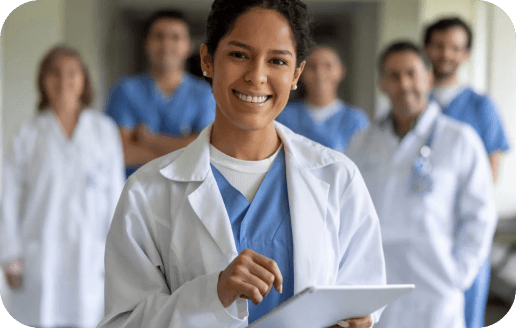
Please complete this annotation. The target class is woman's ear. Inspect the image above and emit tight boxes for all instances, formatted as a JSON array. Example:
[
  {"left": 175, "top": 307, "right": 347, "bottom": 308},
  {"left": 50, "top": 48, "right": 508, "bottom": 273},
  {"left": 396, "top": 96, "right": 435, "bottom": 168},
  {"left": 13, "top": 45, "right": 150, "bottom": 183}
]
[
  {"left": 292, "top": 61, "right": 306, "bottom": 89},
  {"left": 200, "top": 44, "right": 213, "bottom": 78}
]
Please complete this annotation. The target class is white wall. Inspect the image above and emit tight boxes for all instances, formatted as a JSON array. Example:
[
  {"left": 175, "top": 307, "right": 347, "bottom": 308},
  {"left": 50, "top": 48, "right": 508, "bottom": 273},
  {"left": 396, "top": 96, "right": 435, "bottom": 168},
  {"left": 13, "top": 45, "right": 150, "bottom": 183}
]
[{"left": 1, "top": 0, "right": 64, "bottom": 151}]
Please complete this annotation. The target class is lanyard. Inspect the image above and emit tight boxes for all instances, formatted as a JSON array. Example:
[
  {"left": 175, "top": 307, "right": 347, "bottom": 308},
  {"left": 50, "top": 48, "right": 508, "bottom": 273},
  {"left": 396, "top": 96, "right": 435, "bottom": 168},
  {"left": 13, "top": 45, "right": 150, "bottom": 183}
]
[{"left": 411, "top": 120, "right": 438, "bottom": 194}]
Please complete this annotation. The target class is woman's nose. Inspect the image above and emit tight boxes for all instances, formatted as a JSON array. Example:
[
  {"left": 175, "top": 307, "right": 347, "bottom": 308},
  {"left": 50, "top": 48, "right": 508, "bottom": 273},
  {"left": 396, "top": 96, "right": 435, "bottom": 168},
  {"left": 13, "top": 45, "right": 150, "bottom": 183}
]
[{"left": 244, "top": 60, "right": 267, "bottom": 85}]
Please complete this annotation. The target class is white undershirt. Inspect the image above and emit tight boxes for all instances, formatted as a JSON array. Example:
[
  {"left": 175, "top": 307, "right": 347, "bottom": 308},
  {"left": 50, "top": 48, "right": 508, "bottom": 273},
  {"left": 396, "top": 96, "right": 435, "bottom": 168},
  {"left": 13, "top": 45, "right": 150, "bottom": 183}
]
[
  {"left": 432, "top": 84, "right": 466, "bottom": 109},
  {"left": 210, "top": 144, "right": 283, "bottom": 203},
  {"left": 306, "top": 100, "right": 341, "bottom": 124}
]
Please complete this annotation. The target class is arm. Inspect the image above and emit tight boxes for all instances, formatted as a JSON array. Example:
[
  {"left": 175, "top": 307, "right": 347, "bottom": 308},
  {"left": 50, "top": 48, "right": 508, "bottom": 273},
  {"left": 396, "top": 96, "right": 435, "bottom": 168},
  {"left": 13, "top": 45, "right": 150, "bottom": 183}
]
[
  {"left": 0, "top": 132, "right": 27, "bottom": 288},
  {"left": 335, "top": 167, "right": 387, "bottom": 326},
  {"left": 488, "top": 151, "right": 501, "bottom": 182},
  {"left": 119, "top": 128, "right": 159, "bottom": 165},
  {"left": 479, "top": 97, "right": 509, "bottom": 182},
  {"left": 135, "top": 125, "right": 198, "bottom": 157},
  {"left": 98, "top": 178, "right": 247, "bottom": 328},
  {"left": 453, "top": 129, "right": 497, "bottom": 291}
]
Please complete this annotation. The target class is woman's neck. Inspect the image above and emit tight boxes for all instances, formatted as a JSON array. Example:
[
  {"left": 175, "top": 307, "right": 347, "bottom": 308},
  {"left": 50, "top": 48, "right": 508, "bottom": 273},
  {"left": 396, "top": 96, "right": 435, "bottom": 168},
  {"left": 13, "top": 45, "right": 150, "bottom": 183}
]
[
  {"left": 306, "top": 89, "right": 338, "bottom": 108},
  {"left": 210, "top": 120, "right": 281, "bottom": 161},
  {"left": 53, "top": 103, "right": 81, "bottom": 139},
  {"left": 151, "top": 66, "right": 184, "bottom": 95}
]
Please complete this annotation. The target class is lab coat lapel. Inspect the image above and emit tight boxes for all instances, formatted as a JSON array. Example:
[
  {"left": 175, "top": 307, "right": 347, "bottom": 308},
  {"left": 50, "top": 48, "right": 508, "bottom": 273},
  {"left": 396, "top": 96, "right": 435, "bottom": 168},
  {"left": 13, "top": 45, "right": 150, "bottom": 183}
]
[
  {"left": 160, "top": 124, "right": 238, "bottom": 263},
  {"left": 286, "top": 157, "right": 329, "bottom": 293},
  {"left": 275, "top": 122, "right": 331, "bottom": 293},
  {"left": 392, "top": 101, "right": 440, "bottom": 165},
  {"left": 187, "top": 174, "right": 238, "bottom": 263}
]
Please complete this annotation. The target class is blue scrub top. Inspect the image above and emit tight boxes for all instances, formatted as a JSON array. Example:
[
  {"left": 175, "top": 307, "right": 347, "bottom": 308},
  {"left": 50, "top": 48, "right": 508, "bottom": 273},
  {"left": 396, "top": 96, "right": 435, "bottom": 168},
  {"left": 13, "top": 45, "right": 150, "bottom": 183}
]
[
  {"left": 440, "top": 87, "right": 510, "bottom": 154},
  {"left": 211, "top": 149, "right": 295, "bottom": 324},
  {"left": 106, "top": 72, "right": 216, "bottom": 177},
  {"left": 275, "top": 100, "right": 369, "bottom": 152}
]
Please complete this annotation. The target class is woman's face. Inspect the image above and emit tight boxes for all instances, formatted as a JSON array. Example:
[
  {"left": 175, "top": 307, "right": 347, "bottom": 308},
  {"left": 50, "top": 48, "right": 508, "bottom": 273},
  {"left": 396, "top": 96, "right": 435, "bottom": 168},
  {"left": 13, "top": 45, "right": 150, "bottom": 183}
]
[
  {"left": 202, "top": 7, "right": 304, "bottom": 132},
  {"left": 43, "top": 56, "right": 85, "bottom": 109}
]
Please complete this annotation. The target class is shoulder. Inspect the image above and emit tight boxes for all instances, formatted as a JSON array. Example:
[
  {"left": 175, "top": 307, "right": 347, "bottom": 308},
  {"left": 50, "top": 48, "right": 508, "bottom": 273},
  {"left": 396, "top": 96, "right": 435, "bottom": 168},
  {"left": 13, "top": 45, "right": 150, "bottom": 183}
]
[
  {"left": 183, "top": 74, "right": 213, "bottom": 96},
  {"left": 278, "top": 122, "right": 358, "bottom": 182},
  {"left": 82, "top": 109, "right": 119, "bottom": 132},
  {"left": 463, "top": 87, "right": 498, "bottom": 115},
  {"left": 8, "top": 112, "right": 53, "bottom": 158},
  {"left": 436, "top": 113, "right": 485, "bottom": 154},
  {"left": 81, "top": 110, "right": 122, "bottom": 148},
  {"left": 284, "top": 99, "right": 305, "bottom": 110},
  {"left": 343, "top": 102, "right": 370, "bottom": 124},
  {"left": 122, "top": 150, "right": 187, "bottom": 217}
]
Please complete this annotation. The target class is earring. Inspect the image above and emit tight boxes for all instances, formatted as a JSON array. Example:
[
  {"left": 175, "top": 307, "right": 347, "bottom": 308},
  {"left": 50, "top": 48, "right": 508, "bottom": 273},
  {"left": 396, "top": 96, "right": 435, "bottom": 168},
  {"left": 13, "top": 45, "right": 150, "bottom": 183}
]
[
  {"left": 202, "top": 71, "right": 207, "bottom": 77},
  {"left": 293, "top": 85, "right": 297, "bottom": 90}
]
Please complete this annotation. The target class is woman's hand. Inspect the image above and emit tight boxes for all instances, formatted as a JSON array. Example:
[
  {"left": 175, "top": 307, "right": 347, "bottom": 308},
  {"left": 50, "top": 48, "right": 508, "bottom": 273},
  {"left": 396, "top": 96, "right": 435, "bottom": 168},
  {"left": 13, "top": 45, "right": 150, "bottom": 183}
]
[
  {"left": 217, "top": 249, "right": 283, "bottom": 308},
  {"left": 327, "top": 315, "right": 373, "bottom": 328},
  {"left": 4, "top": 259, "right": 23, "bottom": 290},
  {"left": 134, "top": 124, "right": 153, "bottom": 146}
]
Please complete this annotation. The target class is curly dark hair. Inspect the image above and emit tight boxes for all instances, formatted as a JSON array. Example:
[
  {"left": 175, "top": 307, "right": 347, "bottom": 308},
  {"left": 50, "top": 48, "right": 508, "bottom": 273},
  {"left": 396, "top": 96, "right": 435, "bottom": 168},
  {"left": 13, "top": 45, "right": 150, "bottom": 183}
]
[
  {"left": 423, "top": 17, "right": 472, "bottom": 50},
  {"left": 205, "top": 0, "right": 313, "bottom": 76}
]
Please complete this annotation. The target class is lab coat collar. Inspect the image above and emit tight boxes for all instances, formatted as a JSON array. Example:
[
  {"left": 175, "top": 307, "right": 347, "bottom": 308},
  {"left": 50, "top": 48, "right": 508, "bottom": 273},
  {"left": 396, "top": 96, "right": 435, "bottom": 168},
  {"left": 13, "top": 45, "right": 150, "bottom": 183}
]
[
  {"left": 379, "top": 100, "right": 440, "bottom": 138},
  {"left": 412, "top": 101, "right": 440, "bottom": 138},
  {"left": 159, "top": 121, "right": 344, "bottom": 182}
]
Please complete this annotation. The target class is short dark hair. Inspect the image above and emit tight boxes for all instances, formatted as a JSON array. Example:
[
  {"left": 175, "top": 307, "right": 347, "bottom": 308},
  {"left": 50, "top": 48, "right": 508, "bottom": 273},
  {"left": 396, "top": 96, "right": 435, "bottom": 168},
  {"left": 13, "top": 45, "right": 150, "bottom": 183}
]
[
  {"left": 205, "top": 0, "right": 314, "bottom": 75},
  {"left": 378, "top": 41, "right": 427, "bottom": 73},
  {"left": 423, "top": 17, "right": 472, "bottom": 50},
  {"left": 144, "top": 10, "right": 190, "bottom": 39},
  {"left": 37, "top": 45, "right": 94, "bottom": 111}
]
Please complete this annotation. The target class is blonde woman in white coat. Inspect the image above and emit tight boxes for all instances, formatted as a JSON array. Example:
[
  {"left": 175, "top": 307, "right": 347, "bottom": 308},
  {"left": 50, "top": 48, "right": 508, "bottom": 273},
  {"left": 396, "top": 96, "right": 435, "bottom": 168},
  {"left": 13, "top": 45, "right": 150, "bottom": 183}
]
[
  {"left": 99, "top": 1, "right": 386, "bottom": 327},
  {"left": 0, "top": 45, "right": 125, "bottom": 328}
]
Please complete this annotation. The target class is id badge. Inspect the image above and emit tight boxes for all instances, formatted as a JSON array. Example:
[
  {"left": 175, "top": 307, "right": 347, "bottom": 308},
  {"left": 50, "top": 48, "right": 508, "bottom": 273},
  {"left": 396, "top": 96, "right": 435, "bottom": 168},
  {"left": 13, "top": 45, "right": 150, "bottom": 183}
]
[{"left": 410, "top": 156, "right": 433, "bottom": 195}]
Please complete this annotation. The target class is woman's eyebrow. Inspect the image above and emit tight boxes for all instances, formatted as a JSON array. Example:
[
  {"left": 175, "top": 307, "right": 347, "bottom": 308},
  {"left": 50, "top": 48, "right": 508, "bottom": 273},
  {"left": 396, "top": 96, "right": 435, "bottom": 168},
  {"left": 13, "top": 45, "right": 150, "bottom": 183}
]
[{"left": 227, "top": 41, "right": 293, "bottom": 57}]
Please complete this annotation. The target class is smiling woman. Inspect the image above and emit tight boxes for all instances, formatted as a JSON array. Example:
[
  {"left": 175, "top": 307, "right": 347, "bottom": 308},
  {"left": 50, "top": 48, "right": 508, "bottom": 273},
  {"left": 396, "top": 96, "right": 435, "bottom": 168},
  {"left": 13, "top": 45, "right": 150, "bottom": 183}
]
[{"left": 98, "top": 1, "right": 386, "bottom": 328}]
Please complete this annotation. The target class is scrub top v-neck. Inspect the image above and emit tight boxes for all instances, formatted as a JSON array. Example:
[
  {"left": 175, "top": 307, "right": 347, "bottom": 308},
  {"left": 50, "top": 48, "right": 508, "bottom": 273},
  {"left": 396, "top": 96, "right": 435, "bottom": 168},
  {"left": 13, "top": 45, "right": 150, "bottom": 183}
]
[{"left": 211, "top": 148, "right": 294, "bottom": 323}]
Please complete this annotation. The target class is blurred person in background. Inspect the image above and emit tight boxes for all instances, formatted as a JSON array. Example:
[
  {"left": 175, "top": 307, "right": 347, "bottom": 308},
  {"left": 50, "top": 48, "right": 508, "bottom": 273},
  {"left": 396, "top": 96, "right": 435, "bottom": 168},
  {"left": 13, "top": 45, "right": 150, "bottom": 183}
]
[
  {"left": 275, "top": 45, "right": 369, "bottom": 153},
  {"left": 346, "top": 41, "right": 497, "bottom": 328},
  {"left": 0, "top": 45, "right": 125, "bottom": 328},
  {"left": 423, "top": 17, "right": 510, "bottom": 328},
  {"left": 106, "top": 9, "right": 216, "bottom": 178}
]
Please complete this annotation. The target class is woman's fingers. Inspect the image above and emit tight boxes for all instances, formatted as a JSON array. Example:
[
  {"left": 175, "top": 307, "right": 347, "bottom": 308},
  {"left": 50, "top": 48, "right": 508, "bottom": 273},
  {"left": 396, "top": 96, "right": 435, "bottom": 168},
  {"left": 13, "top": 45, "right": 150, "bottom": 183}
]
[
  {"left": 227, "top": 276, "right": 264, "bottom": 305},
  {"left": 248, "top": 250, "right": 283, "bottom": 293},
  {"left": 218, "top": 249, "right": 283, "bottom": 308}
]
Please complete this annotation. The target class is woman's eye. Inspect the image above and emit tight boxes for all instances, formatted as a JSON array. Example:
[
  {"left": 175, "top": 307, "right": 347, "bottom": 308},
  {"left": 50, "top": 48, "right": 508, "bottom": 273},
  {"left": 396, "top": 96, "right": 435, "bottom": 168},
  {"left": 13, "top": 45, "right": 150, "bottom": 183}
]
[
  {"left": 229, "top": 52, "right": 247, "bottom": 59},
  {"left": 271, "top": 58, "right": 287, "bottom": 66}
]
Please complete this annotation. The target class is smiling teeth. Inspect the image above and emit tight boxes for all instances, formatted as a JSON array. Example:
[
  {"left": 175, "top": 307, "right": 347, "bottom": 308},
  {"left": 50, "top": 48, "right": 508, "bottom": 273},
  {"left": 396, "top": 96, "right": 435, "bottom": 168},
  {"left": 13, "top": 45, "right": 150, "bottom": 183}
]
[{"left": 235, "top": 91, "right": 268, "bottom": 103}]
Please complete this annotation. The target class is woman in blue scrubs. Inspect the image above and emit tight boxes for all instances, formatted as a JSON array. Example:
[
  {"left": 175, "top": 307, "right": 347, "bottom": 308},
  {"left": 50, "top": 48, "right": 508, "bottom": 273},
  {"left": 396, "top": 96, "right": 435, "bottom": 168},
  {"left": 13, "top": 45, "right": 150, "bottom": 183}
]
[{"left": 99, "top": 1, "right": 385, "bottom": 327}]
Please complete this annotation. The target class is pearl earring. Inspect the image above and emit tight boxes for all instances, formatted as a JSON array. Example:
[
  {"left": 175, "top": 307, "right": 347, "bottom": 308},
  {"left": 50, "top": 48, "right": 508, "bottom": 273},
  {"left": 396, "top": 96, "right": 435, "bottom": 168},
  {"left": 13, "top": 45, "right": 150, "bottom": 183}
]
[
  {"left": 293, "top": 85, "right": 297, "bottom": 90},
  {"left": 202, "top": 71, "right": 207, "bottom": 77}
]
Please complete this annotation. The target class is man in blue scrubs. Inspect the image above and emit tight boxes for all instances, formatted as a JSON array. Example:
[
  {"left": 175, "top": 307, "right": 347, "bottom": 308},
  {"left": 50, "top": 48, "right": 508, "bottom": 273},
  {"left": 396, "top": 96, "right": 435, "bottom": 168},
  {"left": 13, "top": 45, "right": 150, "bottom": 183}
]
[
  {"left": 424, "top": 17, "right": 510, "bottom": 328},
  {"left": 275, "top": 45, "right": 369, "bottom": 153},
  {"left": 106, "top": 10, "right": 215, "bottom": 177}
]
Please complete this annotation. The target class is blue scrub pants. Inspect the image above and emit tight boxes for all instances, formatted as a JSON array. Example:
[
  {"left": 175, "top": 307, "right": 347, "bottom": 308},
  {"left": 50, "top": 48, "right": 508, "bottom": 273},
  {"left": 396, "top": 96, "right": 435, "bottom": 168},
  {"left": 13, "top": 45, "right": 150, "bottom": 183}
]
[{"left": 464, "top": 260, "right": 491, "bottom": 328}]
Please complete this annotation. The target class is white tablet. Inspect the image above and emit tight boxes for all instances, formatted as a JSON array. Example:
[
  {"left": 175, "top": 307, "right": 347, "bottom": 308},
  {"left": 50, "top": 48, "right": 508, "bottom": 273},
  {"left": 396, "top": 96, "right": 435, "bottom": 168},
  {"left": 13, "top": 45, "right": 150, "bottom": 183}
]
[{"left": 249, "top": 284, "right": 415, "bottom": 328}]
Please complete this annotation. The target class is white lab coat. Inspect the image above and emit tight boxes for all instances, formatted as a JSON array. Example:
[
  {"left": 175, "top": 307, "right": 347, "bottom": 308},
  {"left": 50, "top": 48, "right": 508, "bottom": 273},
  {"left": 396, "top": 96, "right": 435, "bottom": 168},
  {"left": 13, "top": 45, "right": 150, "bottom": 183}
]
[
  {"left": 346, "top": 102, "right": 497, "bottom": 328},
  {"left": 0, "top": 109, "right": 125, "bottom": 327},
  {"left": 98, "top": 121, "right": 386, "bottom": 328}
]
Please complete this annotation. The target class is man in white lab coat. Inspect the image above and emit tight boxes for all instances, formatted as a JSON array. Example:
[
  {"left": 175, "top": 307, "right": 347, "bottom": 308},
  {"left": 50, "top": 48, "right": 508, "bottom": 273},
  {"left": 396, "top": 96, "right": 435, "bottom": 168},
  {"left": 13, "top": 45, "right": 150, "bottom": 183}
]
[{"left": 346, "top": 41, "right": 497, "bottom": 328}]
